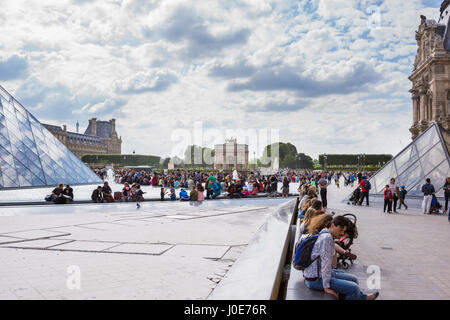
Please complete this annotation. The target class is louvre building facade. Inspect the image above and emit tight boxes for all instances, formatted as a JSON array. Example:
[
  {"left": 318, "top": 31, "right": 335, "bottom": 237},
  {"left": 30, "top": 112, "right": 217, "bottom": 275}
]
[{"left": 43, "top": 118, "right": 122, "bottom": 159}]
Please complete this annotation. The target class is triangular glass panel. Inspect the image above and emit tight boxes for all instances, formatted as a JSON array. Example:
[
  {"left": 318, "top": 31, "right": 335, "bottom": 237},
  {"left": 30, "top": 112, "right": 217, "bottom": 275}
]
[
  {"left": 363, "top": 123, "right": 450, "bottom": 198},
  {"left": 0, "top": 84, "right": 102, "bottom": 189}
]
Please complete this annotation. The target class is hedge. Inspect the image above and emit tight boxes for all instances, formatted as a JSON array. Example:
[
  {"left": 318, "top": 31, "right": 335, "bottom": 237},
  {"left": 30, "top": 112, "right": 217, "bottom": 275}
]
[
  {"left": 318, "top": 154, "right": 393, "bottom": 166},
  {"left": 81, "top": 154, "right": 161, "bottom": 167}
]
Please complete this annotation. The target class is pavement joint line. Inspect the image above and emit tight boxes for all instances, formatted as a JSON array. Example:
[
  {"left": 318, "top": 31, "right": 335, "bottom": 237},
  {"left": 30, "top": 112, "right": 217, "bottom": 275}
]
[
  {"left": 0, "top": 246, "right": 173, "bottom": 256},
  {"left": 41, "top": 239, "right": 76, "bottom": 249},
  {"left": 73, "top": 225, "right": 107, "bottom": 231},
  {"left": 0, "top": 234, "right": 72, "bottom": 246},
  {"left": 179, "top": 207, "right": 271, "bottom": 220},
  {"left": 114, "top": 219, "right": 165, "bottom": 224}
]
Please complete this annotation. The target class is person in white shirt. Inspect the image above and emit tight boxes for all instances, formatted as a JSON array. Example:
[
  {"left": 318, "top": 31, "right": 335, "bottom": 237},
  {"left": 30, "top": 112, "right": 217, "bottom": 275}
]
[{"left": 301, "top": 214, "right": 379, "bottom": 300}]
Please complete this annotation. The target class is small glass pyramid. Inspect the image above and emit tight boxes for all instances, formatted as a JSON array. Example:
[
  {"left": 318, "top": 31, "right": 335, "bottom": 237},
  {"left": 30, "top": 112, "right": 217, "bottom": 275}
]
[
  {"left": 369, "top": 123, "right": 450, "bottom": 197},
  {"left": 0, "top": 85, "right": 103, "bottom": 189}
]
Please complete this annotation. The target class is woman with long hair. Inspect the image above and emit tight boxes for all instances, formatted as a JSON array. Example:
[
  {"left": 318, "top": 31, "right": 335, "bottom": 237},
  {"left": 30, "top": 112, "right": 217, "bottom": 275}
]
[{"left": 299, "top": 208, "right": 322, "bottom": 235}]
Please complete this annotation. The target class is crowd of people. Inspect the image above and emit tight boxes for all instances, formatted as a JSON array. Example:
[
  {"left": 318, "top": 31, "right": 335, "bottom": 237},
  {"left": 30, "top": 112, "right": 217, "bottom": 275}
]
[
  {"left": 46, "top": 167, "right": 450, "bottom": 222},
  {"left": 295, "top": 181, "right": 379, "bottom": 300}
]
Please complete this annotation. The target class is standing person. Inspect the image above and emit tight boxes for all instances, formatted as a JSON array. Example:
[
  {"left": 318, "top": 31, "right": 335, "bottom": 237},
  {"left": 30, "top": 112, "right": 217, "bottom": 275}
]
[
  {"left": 282, "top": 176, "right": 290, "bottom": 198},
  {"left": 444, "top": 177, "right": 450, "bottom": 217},
  {"left": 358, "top": 176, "right": 370, "bottom": 206},
  {"left": 160, "top": 187, "right": 168, "bottom": 201},
  {"left": 388, "top": 178, "right": 399, "bottom": 213},
  {"left": 383, "top": 185, "right": 393, "bottom": 213},
  {"left": 421, "top": 178, "right": 435, "bottom": 215},
  {"left": 318, "top": 175, "right": 328, "bottom": 208},
  {"left": 398, "top": 185, "right": 408, "bottom": 210}
]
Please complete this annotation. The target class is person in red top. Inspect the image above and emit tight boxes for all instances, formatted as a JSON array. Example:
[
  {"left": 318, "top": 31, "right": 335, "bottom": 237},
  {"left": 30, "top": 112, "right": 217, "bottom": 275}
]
[
  {"left": 383, "top": 185, "right": 393, "bottom": 213},
  {"left": 358, "top": 176, "right": 370, "bottom": 206}
]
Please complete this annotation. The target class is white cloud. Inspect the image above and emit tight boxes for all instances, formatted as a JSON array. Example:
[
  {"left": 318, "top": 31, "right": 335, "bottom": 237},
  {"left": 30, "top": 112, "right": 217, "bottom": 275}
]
[{"left": 0, "top": 0, "right": 443, "bottom": 159}]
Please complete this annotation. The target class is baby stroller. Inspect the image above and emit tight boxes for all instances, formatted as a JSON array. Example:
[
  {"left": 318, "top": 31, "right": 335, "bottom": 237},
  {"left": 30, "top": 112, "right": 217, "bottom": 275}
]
[
  {"left": 429, "top": 194, "right": 442, "bottom": 214},
  {"left": 348, "top": 187, "right": 361, "bottom": 206},
  {"left": 335, "top": 214, "right": 358, "bottom": 269}
]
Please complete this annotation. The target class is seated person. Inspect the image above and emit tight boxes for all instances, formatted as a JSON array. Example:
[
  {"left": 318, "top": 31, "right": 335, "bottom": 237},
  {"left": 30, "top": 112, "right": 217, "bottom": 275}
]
[
  {"left": 51, "top": 184, "right": 65, "bottom": 204},
  {"left": 91, "top": 186, "right": 104, "bottom": 203},
  {"left": 299, "top": 208, "right": 322, "bottom": 236},
  {"left": 179, "top": 189, "right": 190, "bottom": 201},
  {"left": 63, "top": 184, "right": 74, "bottom": 203},
  {"left": 135, "top": 184, "right": 145, "bottom": 202},
  {"left": 170, "top": 188, "right": 176, "bottom": 201},
  {"left": 122, "top": 182, "right": 131, "bottom": 201},
  {"left": 189, "top": 188, "right": 198, "bottom": 201},
  {"left": 196, "top": 184, "right": 205, "bottom": 202},
  {"left": 228, "top": 183, "right": 236, "bottom": 198},
  {"left": 250, "top": 182, "right": 259, "bottom": 196},
  {"left": 301, "top": 215, "right": 378, "bottom": 300},
  {"left": 333, "top": 229, "right": 357, "bottom": 268},
  {"left": 211, "top": 181, "right": 221, "bottom": 199},
  {"left": 102, "top": 182, "right": 114, "bottom": 203}
]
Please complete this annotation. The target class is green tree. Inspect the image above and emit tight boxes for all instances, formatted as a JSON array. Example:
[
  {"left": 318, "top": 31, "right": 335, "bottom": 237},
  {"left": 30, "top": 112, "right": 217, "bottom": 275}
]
[{"left": 297, "top": 153, "right": 314, "bottom": 169}]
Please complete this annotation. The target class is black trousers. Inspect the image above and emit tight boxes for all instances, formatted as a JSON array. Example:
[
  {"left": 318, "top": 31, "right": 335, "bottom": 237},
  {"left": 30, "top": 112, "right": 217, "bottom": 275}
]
[
  {"left": 445, "top": 192, "right": 449, "bottom": 211},
  {"left": 320, "top": 188, "right": 327, "bottom": 208},
  {"left": 359, "top": 191, "right": 369, "bottom": 205},
  {"left": 384, "top": 199, "right": 392, "bottom": 212},
  {"left": 398, "top": 198, "right": 408, "bottom": 209},
  {"left": 392, "top": 195, "right": 398, "bottom": 211}
]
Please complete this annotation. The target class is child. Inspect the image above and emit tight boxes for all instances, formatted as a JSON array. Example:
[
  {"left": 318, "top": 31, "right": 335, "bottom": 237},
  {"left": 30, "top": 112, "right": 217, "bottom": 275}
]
[
  {"left": 384, "top": 184, "right": 393, "bottom": 213},
  {"left": 170, "top": 188, "right": 176, "bottom": 201},
  {"left": 398, "top": 185, "right": 408, "bottom": 210}
]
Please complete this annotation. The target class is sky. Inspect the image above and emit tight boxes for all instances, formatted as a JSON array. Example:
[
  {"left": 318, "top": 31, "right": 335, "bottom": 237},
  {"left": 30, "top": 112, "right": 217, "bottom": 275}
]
[{"left": 0, "top": 0, "right": 446, "bottom": 160}]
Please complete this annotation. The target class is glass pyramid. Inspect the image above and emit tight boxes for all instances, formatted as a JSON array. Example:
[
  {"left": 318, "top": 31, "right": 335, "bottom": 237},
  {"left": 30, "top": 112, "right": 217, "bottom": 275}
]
[
  {"left": 368, "top": 123, "right": 450, "bottom": 197},
  {"left": 0, "top": 85, "right": 102, "bottom": 189}
]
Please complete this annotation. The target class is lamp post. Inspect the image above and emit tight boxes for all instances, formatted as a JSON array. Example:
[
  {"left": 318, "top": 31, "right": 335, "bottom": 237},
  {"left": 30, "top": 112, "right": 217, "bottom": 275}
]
[
  {"left": 363, "top": 153, "right": 366, "bottom": 172},
  {"left": 324, "top": 153, "right": 327, "bottom": 172},
  {"left": 357, "top": 155, "right": 360, "bottom": 172},
  {"left": 253, "top": 151, "right": 256, "bottom": 170}
]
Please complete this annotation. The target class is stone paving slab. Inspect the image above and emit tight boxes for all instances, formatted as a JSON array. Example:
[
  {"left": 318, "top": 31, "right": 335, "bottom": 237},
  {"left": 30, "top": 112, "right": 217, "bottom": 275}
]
[
  {"left": 0, "top": 239, "right": 72, "bottom": 249},
  {"left": 165, "top": 245, "right": 230, "bottom": 259},
  {"left": 51, "top": 241, "right": 122, "bottom": 252},
  {"left": 105, "top": 243, "right": 173, "bottom": 255},
  {"left": 0, "top": 198, "right": 286, "bottom": 299}
]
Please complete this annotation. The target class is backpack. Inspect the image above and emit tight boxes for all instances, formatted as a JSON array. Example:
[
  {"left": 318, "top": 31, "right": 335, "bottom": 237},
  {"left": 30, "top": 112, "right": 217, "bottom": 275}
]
[
  {"left": 364, "top": 180, "right": 371, "bottom": 190},
  {"left": 293, "top": 233, "right": 321, "bottom": 271}
]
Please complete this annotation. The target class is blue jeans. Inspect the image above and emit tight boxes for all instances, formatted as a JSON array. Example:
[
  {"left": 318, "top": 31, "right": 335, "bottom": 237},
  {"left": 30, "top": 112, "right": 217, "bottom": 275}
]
[{"left": 305, "top": 269, "right": 368, "bottom": 300}]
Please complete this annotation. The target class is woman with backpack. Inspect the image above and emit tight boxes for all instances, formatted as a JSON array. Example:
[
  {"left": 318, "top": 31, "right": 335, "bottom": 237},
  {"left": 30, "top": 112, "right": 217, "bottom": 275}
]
[
  {"left": 299, "top": 214, "right": 379, "bottom": 300},
  {"left": 358, "top": 176, "right": 371, "bottom": 206}
]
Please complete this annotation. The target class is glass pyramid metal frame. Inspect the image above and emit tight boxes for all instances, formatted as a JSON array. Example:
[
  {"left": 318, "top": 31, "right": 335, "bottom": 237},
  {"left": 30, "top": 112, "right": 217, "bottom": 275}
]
[
  {"left": 368, "top": 123, "right": 450, "bottom": 197},
  {"left": 0, "top": 85, "right": 103, "bottom": 189}
]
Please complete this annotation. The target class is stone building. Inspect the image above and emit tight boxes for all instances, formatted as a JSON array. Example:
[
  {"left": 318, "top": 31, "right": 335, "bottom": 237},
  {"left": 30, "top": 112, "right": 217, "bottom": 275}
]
[
  {"left": 409, "top": 3, "right": 450, "bottom": 139},
  {"left": 214, "top": 138, "right": 249, "bottom": 171},
  {"left": 43, "top": 118, "right": 122, "bottom": 159},
  {"left": 366, "top": 1, "right": 450, "bottom": 198}
]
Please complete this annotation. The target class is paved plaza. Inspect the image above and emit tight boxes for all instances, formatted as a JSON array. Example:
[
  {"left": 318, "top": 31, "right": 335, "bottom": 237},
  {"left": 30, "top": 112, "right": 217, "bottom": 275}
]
[{"left": 0, "top": 182, "right": 449, "bottom": 300}]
